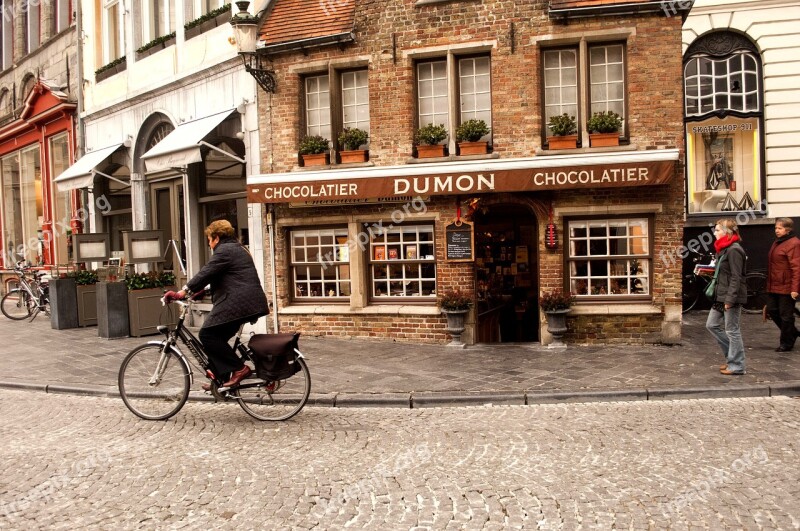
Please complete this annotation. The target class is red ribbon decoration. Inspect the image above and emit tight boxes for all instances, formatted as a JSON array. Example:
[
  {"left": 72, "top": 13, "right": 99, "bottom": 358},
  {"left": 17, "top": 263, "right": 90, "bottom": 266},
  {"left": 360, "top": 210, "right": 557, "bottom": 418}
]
[{"left": 545, "top": 206, "right": 557, "bottom": 249}]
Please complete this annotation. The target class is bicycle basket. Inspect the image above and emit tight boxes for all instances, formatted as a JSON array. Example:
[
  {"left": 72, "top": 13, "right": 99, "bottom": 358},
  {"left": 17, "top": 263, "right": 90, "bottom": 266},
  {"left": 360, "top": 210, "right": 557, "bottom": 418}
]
[{"left": 248, "top": 332, "right": 301, "bottom": 381}]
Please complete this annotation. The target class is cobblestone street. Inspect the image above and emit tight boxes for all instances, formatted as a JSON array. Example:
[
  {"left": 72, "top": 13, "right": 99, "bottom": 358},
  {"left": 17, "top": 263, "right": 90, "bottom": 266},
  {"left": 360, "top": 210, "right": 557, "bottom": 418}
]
[{"left": 1, "top": 390, "right": 799, "bottom": 529}]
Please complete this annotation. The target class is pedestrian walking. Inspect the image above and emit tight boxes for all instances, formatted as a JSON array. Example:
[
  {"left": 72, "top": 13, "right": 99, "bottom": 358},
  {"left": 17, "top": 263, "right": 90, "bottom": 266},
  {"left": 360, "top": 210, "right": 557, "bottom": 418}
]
[
  {"left": 164, "top": 220, "right": 268, "bottom": 389},
  {"left": 705, "top": 218, "right": 748, "bottom": 375},
  {"left": 766, "top": 217, "right": 800, "bottom": 352}
]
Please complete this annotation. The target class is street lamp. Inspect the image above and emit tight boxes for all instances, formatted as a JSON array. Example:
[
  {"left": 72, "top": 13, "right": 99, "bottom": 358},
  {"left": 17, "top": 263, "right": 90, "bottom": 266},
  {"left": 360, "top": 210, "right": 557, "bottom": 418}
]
[{"left": 230, "top": 1, "right": 276, "bottom": 93}]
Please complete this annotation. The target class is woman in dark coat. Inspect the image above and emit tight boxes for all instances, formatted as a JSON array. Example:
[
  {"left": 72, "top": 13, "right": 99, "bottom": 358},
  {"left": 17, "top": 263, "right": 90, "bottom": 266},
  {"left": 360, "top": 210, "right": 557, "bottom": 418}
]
[
  {"left": 706, "top": 218, "right": 748, "bottom": 375},
  {"left": 168, "top": 220, "right": 268, "bottom": 388},
  {"left": 766, "top": 217, "right": 800, "bottom": 352}
]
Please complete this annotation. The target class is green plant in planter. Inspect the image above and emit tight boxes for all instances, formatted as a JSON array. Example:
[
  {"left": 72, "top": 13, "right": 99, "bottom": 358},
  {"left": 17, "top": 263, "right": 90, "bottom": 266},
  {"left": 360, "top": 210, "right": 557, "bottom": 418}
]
[
  {"left": 73, "top": 270, "right": 99, "bottom": 286},
  {"left": 298, "top": 135, "right": 330, "bottom": 155},
  {"left": 548, "top": 113, "right": 577, "bottom": 136},
  {"left": 587, "top": 111, "right": 623, "bottom": 134},
  {"left": 95, "top": 56, "right": 126, "bottom": 76},
  {"left": 438, "top": 289, "right": 473, "bottom": 311},
  {"left": 414, "top": 123, "right": 448, "bottom": 146},
  {"left": 539, "top": 289, "right": 576, "bottom": 312},
  {"left": 337, "top": 128, "right": 369, "bottom": 151},
  {"left": 125, "top": 271, "right": 177, "bottom": 291},
  {"left": 184, "top": 3, "right": 231, "bottom": 29},
  {"left": 456, "top": 119, "right": 491, "bottom": 142}
]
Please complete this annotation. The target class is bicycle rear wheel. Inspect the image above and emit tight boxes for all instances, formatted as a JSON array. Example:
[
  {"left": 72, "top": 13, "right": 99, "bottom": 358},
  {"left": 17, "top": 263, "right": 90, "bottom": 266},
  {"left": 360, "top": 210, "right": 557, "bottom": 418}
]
[
  {"left": 119, "top": 344, "right": 190, "bottom": 420},
  {"left": 1, "top": 289, "right": 33, "bottom": 320},
  {"left": 743, "top": 272, "right": 768, "bottom": 314},
  {"left": 234, "top": 356, "right": 310, "bottom": 421},
  {"left": 682, "top": 275, "right": 702, "bottom": 313}
]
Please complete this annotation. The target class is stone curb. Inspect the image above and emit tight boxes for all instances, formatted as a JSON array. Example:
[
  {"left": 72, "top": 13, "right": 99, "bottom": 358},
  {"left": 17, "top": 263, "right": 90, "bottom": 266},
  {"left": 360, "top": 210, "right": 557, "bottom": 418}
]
[{"left": 1, "top": 380, "right": 798, "bottom": 407}]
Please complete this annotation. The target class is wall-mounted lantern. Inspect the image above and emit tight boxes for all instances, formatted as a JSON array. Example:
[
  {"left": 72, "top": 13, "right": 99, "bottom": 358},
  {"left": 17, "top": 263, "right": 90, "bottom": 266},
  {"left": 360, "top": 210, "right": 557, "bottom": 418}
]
[{"left": 229, "top": 1, "right": 277, "bottom": 93}]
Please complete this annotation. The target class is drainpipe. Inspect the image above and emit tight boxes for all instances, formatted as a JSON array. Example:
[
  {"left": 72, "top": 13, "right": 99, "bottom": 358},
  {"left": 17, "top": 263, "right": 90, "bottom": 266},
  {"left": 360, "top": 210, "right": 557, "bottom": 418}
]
[{"left": 267, "top": 205, "right": 279, "bottom": 333}]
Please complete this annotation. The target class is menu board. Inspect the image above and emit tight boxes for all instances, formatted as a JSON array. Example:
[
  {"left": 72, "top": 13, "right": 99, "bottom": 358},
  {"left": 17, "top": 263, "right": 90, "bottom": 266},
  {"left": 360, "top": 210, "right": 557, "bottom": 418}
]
[{"left": 445, "top": 220, "right": 474, "bottom": 262}]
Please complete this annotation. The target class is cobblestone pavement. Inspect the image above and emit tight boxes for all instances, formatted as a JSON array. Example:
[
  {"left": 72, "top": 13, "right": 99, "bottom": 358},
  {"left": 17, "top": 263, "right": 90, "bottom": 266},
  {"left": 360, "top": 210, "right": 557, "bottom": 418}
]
[
  {"left": 0, "top": 311, "right": 799, "bottom": 404},
  {"left": 1, "top": 390, "right": 799, "bottom": 529}
]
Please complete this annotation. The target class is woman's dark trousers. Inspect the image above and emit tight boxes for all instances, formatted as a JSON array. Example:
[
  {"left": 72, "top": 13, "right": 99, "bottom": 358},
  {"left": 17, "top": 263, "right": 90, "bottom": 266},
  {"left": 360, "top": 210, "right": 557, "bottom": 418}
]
[
  {"left": 767, "top": 293, "right": 799, "bottom": 350},
  {"left": 199, "top": 320, "right": 246, "bottom": 379}
]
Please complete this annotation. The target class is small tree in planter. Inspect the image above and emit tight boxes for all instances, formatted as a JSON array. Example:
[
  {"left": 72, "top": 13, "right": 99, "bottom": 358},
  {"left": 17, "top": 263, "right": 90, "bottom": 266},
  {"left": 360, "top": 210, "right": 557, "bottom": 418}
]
[
  {"left": 298, "top": 135, "right": 330, "bottom": 167},
  {"left": 337, "top": 127, "right": 369, "bottom": 163},
  {"left": 547, "top": 113, "right": 578, "bottom": 150},
  {"left": 439, "top": 289, "right": 473, "bottom": 348},
  {"left": 587, "top": 111, "right": 623, "bottom": 147},
  {"left": 125, "top": 271, "right": 178, "bottom": 336},
  {"left": 456, "top": 119, "right": 491, "bottom": 155},
  {"left": 414, "top": 123, "right": 448, "bottom": 158},
  {"left": 539, "top": 289, "right": 576, "bottom": 347}
]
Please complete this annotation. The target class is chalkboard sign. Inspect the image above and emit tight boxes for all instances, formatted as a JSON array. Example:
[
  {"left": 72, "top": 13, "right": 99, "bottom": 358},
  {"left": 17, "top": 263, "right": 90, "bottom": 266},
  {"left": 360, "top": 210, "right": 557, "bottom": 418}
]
[{"left": 446, "top": 220, "right": 474, "bottom": 262}]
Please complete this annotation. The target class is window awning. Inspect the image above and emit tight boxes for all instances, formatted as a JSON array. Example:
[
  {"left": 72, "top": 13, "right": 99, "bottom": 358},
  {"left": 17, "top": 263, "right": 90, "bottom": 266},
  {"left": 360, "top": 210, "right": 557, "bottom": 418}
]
[
  {"left": 53, "top": 143, "right": 127, "bottom": 192},
  {"left": 141, "top": 109, "right": 242, "bottom": 173}
]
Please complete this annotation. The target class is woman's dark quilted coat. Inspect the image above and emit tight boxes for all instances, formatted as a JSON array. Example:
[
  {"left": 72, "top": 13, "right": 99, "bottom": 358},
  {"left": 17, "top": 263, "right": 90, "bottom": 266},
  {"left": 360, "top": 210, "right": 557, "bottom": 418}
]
[{"left": 186, "top": 236, "right": 268, "bottom": 328}]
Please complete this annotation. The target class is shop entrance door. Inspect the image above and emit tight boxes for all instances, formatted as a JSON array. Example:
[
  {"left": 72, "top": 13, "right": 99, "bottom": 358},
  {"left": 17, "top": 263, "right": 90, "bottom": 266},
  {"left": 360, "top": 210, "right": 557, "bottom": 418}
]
[
  {"left": 150, "top": 179, "right": 187, "bottom": 288},
  {"left": 473, "top": 204, "right": 539, "bottom": 343}
]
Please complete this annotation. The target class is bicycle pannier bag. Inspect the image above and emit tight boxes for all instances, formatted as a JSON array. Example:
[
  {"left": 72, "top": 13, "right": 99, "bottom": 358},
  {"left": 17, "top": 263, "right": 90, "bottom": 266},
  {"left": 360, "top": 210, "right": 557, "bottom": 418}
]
[
  {"left": 248, "top": 333, "right": 301, "bottom": 380},
  {"left": 704, "top": 254, "right": 726, "bottom": 300}
]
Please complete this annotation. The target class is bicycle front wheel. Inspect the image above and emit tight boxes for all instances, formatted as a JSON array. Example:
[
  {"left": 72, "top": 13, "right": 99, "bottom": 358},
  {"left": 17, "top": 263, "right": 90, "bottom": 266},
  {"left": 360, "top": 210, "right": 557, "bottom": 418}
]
[
  {"left": 1, "top": 289, "right": 33, "bottom": 320},
  {"left": 743, "top": 272, "right": 768, "bottom": 314},
  {"left": 234, "top": 356, "right": 311, "bottom": 421},
  {"left": 119, "top": 344, "right": 190, "bottom": 420}
]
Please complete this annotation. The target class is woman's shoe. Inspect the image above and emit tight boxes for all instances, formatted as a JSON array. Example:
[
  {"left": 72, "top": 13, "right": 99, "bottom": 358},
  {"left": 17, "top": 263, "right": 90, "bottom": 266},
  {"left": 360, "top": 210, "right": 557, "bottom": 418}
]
[
  {"left": 719, "top": 364, "right": 728, "bottom": 370},
  {"left": 720, "top": 368, "right": 745, "bottom": 375},
  {"left": 222, "top": 365, "right": 252, "bottom": 388}
]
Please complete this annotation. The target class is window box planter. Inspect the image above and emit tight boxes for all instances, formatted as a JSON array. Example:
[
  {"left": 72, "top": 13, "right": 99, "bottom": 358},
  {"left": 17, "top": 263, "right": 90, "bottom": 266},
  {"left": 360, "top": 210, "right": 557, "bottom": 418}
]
[
  {"left": 128, "top": 286, "right": 178, "bottom": 337},
  {"left": 417, "top": 144, "right": 446, "bottom": 158},
  {"left": 95, "top": 60, "right": 127, "bottom": 82},
  {"left": 589, "top": 132, "right": 620, "bottom": 148},
  {"left": 185, "top": 8, "right": 232, "bottom": 40},
  {"left": 301, "top": 153, "right": 330, "bottom": 167},
  {"left": 136, "top": 34, "right": 176, "bottom": 60},
  {"left": 76, "top": 284, "right": 98, "bottom": 327},
  {"left": 339, "top": 149, "right": 368, "bottom": 164},
  {"left": 458, "top": 141, "right": 488, "bottom": 156},
  {"left": 548, "top": 135, "right": 578, "bottom": 150}
]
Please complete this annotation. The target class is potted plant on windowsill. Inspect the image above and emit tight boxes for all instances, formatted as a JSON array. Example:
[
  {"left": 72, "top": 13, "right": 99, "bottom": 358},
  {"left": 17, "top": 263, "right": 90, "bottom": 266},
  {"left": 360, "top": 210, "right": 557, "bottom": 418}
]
[
  {"left": 539, "top": 289, "right": 576, "bottom": 347},
  {"left": 587, "top": 111, "right": 623, "bottom": 147},
  {"left": 125, "top": 271, "right": 178, "bottom": 337},
  {"left": 547, "top": 113, "right": 578, "bottom": 150},
  {"left": 456, "top": 119, "right": 491, "bottom": 155},
  {"left": 439, "top": 289, "right": 473, "bottom": 348},
  {"left": 299, "top": 135, "right": 330, "bottom": 167},
  {"left": 337, "top": 127, "right": 369, "bottom": 164},
  {"left": 415, "top": 123, "right": 448, "bottom": 158}
]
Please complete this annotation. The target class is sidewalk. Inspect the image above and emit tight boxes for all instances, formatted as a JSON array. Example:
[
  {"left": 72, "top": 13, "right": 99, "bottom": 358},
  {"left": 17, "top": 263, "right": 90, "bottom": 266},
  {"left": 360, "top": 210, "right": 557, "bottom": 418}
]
[{"left": 0, "top": 310, "right": 798, "bottom": 407}]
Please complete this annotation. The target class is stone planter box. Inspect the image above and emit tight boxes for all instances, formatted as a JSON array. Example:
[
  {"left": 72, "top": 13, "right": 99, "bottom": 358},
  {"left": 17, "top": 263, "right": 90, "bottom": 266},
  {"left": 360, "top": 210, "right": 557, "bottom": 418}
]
[
  {"left": 49, "top": 278, "right": 78, "bottom": 330},
  {"left": 76, "top": 284, "right": 98, "bottom": 327},
  {"left": 185, "top": 10, "right": 232, "bottom": 40},
  {"left": 458, "top": 141, "right": 488, "bottom": 156},
  {"left": 589, "top": 132, "right": 620, "bottom": 147},
  {"left": 128, "top": 286, "right": 177, "bottom": 337},
  {"left": 301, "top": 153, "right": 329, "bottom": 167},
  {"left": 548, "top": 135, "right": 578, "bottom": 150},
  {"left": 97, "top": 282, "right": 130, "bottom": 339},
  {"left": 417, "top": 144, "right": 446, "bottom": 158}
]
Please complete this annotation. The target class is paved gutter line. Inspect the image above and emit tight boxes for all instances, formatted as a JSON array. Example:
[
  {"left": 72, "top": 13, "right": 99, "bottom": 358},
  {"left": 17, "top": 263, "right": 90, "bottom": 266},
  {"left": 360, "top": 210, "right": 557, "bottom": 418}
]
[{"left": 1, "top": 380, "right": 798, "bottom": 407}]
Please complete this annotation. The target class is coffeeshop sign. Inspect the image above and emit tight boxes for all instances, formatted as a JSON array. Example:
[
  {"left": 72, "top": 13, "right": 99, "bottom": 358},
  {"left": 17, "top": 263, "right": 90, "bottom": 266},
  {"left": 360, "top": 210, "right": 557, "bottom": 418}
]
[{"left": 248, "top": 160, "right": 674, "bottom": 203}]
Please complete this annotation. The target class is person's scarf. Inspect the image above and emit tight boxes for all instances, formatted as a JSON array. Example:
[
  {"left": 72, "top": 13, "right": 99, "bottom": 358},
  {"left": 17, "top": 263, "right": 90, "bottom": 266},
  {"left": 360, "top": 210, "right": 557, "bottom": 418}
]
[
  {"left": 714, "top": 233, "right": 740, "bottom": 254},
  {"left": 774, "top": 231, "right": 795, "bottom": 246}
]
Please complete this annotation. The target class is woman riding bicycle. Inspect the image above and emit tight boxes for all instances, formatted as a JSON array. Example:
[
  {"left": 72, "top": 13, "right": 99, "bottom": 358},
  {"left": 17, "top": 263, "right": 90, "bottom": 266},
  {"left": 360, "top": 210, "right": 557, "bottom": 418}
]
[{"left": 165, "top": 220, "right": 268, "bottom": 389}]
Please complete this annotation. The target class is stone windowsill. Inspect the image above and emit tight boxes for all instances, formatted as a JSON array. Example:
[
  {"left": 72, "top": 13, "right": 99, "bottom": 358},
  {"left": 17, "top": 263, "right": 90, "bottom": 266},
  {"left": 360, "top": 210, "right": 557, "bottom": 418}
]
[
  {"left": 280, "top": 305, "right": 443, "bottom": 316},
  {"left": 568, "top": 303, "right": 661, "bottom": 316}
]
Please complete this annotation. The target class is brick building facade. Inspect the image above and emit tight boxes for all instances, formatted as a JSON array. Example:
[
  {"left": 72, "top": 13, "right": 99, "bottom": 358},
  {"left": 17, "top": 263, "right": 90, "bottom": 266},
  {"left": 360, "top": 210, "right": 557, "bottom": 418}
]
[{"left": 247, "top": 0, "right": 687, "bottom": 346}]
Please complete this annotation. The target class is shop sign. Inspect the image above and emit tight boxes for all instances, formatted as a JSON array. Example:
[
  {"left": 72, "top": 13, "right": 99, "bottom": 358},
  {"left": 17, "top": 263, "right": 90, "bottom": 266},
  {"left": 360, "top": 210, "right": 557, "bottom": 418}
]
[{"left": 248, "top": 160, "right": 674, "bottom": 204}]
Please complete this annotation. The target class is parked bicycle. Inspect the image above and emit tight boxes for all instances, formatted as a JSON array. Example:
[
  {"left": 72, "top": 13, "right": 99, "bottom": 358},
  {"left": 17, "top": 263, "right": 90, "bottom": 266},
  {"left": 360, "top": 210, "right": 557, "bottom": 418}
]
[
  {"left": 118, "top": 291, "right": 310, "bottom": 421},
  {"left": 1, "top": 261, "right": 50, "bottom": 321},
  {"left": 681, "top": 249, "right": 768, "bottom": 314}
]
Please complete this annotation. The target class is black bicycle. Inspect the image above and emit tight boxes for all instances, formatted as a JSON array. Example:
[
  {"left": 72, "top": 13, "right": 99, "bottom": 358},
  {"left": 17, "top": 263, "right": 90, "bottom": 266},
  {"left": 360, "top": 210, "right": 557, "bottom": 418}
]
[
  {"left": 1, "top": 261, "right": 50, "bottom": 321},
  {"left": 118, "top": 292, "right": 310, "bottom": 421},
  {"left": 681, "top": 249, "right": 768, "bottom": 314}
]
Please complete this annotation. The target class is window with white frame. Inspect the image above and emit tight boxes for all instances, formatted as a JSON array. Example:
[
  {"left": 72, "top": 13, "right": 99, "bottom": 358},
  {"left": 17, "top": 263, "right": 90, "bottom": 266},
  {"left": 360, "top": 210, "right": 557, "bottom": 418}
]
[
  {"left": 141, "top": 0, "right": 175, "bottom": 43},
  {"left": 54, "top": 0, "right": 71, "bottom": 34},
  {"left": 369, "top": 224, "right": 436, "bottom": 299},
  {"left": 183, "top": 0, "right": 224, "bottom": 25},
  {"left": 567, "top": 217, "right": 650, "bottom": 298},
  {"left": 1, "top": 146, "right": 43, "bottom": 265},
  {"left": 683, "top": 32, "right": 763, "bottom": 215},
  {"left": 417, "top": 54, "right": 493, "bottom": 143},
  {"left": 290, "top": 228, "right": 351, "bottom": 299},
  {"left": 303, "top": 69, "right": 370, "bottom": 152},
  {"left": 543, "top": 44, "right": 626, "bottom": 141},
  {"left": 1, "top": 2, "right": 12, "bottom": 69},
  {"left": 103, "top": 0, "right": 124, "bottom": 63}
]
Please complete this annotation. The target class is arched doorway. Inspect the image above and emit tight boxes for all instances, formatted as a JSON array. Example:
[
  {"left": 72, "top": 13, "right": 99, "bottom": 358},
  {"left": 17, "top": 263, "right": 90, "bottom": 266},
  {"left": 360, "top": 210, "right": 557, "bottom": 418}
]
[{"left": 472, "top": 202, "right": 539, "bottom": 343}]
